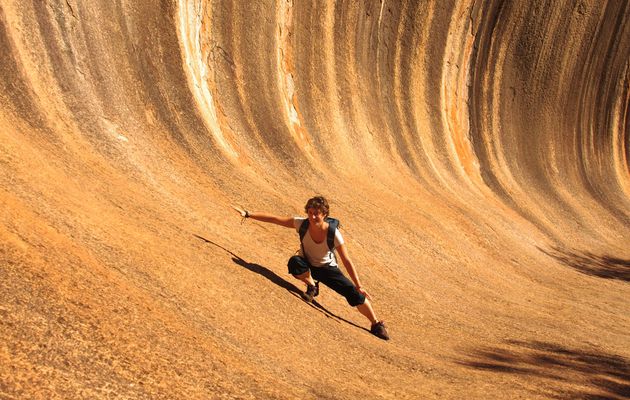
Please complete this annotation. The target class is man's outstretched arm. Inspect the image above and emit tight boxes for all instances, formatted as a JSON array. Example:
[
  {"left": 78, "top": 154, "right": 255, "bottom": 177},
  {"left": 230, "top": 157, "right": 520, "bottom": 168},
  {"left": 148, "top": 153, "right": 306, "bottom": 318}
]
[{"left": 232, "top": 205, "right": 294, "bottom": 228}]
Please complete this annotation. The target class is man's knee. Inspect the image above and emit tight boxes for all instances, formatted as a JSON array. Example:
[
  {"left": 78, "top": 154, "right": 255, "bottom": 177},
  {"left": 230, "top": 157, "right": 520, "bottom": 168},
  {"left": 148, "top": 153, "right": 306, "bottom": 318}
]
[
  {"left": 287, "top": 256, "right": 310, "bottom": 276},
  {"left": 346, "top": 290, "right": 366, "bottom": 307}
]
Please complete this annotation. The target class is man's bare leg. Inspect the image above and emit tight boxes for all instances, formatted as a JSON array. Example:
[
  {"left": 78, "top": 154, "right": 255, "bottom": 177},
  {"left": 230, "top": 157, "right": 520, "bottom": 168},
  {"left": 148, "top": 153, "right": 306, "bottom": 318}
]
[
  {"left": 293, "top": 271, "right": 316, "bottom": 287},
  {"left": 356, "top": 299, "right": 378, "bottom": 324}
]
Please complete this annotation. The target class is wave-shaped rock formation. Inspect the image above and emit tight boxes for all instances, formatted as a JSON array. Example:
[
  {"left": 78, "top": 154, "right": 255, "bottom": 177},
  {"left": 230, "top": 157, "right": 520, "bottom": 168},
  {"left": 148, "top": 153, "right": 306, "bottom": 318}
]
[{"left": 1, "top": 1, "right": 629, "bottom": 398}]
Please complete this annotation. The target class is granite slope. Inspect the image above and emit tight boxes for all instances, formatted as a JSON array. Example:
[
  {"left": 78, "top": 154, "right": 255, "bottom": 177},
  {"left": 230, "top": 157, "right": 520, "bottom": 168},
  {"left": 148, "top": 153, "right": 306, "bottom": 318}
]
[{"left": 1, "top": 1, "right": 629, "bottom": 399}]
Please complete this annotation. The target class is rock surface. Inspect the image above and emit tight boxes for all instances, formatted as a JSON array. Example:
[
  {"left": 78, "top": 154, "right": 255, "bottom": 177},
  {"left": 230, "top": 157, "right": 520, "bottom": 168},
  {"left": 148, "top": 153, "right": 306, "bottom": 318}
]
[{"left": 1, "top": 1, "right": 629, "bottom": 399}]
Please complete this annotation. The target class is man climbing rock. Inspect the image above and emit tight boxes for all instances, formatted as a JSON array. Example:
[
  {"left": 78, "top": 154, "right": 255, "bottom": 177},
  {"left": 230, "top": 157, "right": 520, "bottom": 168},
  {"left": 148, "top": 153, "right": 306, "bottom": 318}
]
[{"left": 233, "top": 195, "right": 389, "bottom": 340}]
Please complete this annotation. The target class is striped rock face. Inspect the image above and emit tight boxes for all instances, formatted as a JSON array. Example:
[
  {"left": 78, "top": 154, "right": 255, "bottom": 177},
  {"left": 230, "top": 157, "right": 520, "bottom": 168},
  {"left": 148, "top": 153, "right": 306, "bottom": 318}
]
[{"left": 1, "top": 1, "right": 629, "bottom": 399}]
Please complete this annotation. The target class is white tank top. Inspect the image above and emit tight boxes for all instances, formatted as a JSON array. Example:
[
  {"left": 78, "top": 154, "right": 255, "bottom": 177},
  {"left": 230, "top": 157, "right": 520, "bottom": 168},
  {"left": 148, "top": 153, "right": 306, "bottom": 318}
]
[{"left": 293, "top": 217, "right": 344, "bottom": 267}]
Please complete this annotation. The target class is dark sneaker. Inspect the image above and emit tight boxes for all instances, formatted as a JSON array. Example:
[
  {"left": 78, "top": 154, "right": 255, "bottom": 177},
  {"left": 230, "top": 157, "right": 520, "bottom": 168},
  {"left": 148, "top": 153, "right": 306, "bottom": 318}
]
[
  {"left": 303, "top": 283, "right": 318, "bottom": 302},
  {"left": 370, "top": 321, "right": 390, "bottom": 340}
]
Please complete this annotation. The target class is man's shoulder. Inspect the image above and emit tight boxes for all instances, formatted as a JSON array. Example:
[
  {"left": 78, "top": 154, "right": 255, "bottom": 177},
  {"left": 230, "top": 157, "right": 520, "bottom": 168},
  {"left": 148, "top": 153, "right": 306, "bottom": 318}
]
[
  {"left": 333, "top": 227, "right": 344, "bottom": 243},
  {"left": 294, "top": 216, "right": 307, "bottom": 231}
]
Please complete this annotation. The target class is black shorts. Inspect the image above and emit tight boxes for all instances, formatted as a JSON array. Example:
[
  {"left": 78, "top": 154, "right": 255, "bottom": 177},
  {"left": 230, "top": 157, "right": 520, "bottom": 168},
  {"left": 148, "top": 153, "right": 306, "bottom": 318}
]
[{"left": 287, "top": 256, "right": 366, "bottom": 306}]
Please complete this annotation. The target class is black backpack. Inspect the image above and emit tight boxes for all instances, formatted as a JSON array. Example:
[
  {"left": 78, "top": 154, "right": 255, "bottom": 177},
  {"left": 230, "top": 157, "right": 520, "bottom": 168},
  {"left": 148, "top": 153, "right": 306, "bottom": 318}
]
[{"left": 298, "top": 217, "right": 340, "bottom": 251}]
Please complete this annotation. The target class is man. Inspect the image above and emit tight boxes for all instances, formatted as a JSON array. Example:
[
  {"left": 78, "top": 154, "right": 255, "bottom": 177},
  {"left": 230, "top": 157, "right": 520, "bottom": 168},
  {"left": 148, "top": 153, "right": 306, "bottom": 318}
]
[{"left": 233, "top": 196, "right": 389, "bottom": 340}]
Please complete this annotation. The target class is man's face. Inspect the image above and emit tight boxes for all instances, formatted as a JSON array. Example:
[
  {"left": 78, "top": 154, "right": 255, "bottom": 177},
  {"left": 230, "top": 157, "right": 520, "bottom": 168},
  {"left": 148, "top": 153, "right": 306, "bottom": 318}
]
[{"left": 307, "top": 207, "right": 326, "bottom": 225}]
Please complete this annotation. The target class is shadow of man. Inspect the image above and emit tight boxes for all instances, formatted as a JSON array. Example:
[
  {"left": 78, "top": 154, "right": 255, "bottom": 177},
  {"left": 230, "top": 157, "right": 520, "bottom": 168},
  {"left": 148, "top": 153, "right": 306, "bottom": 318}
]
[
  {"left": 193, "top": 234, "right": 368, "bottom": 332},
  {"left": 231, "top": 256, "right": 367, "bottom": 331},
  {"left": 231, "top": 256, "right": 302, "bottom": 296}
]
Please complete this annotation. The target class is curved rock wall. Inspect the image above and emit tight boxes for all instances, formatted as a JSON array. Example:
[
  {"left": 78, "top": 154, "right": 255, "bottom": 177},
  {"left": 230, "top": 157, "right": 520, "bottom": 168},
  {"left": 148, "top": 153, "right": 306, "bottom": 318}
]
[
  {"left": 2, "top": 1, "right": 628, "bottom": 232},
  {"left": 1, "top": 1, "right": 629, "bottom": 399}
]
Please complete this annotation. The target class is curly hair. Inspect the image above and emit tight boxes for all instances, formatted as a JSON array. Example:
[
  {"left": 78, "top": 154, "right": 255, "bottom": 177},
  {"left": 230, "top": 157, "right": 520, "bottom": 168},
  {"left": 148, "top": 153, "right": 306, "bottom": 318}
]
[{"left": 304, "top": 195, "right": 330, "bottom": 216}]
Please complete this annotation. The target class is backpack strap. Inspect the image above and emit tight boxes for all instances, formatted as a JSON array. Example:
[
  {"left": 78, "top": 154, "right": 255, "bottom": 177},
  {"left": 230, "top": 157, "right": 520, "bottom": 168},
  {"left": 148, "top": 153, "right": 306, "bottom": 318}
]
[
  {"left": 298, "top": 219, "right": 309, "bottom": 243},
  {"left": 325, "top": 217, "right": 339, "bottom": 251}
]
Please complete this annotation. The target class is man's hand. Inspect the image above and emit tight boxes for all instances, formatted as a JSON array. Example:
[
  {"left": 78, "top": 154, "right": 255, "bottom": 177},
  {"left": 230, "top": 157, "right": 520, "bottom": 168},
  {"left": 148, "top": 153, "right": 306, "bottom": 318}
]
[
  {"left": 231, "top": 205, "right": 248, "bottom": 218},
  {"left": 357, "top": 286, "right": 372, "bottom": 300}
]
